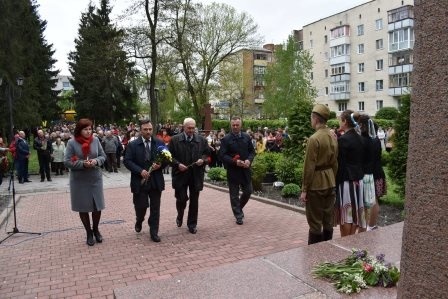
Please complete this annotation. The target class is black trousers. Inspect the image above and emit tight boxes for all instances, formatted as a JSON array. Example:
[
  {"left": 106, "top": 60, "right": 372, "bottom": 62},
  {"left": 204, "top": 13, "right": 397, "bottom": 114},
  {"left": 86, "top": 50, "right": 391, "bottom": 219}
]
[
  {"left": 175, "top": 180, "right": 200, "bottom": 229},
  {"left": 133, "top": 187, "right": 161, "bottom": 235},
  {"left": 38, "top": 153, "right": 51, "bottom": 179},
  {"left": 228, "top": 181, "right": 252, "bottom": 220}
]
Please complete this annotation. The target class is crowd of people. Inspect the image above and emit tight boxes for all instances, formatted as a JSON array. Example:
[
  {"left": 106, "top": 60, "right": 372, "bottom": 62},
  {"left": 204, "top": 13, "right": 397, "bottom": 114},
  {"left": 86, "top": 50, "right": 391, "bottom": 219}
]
[{"left": 0, "top": 109, "right": 389, "bottom": 247}]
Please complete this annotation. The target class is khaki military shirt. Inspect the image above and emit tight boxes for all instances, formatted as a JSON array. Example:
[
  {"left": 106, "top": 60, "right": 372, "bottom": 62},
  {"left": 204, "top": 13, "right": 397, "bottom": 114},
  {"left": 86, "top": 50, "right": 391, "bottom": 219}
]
[{"left": 301, "top": 127, "right": 338, "bottom": 192}]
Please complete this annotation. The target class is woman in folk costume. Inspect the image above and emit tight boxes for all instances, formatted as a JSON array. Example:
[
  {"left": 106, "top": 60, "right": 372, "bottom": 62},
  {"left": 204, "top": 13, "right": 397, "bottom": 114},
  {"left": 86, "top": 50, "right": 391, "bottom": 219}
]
[
  {"left": 64, "top": 118, "right": 106, "bottom": 246},
  {"left": 335, "top": 110, "right": 366, "bottom": 236}
]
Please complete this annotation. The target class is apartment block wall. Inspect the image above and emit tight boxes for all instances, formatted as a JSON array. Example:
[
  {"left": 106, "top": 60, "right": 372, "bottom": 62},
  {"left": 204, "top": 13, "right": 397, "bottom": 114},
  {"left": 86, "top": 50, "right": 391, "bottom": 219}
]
[{"left": 303, "top": 0, "right": 414, "bottom": 116}]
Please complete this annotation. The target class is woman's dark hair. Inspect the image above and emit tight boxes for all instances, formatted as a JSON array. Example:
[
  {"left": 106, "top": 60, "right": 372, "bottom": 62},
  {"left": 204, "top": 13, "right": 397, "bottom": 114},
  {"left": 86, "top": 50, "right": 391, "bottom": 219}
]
[
  {"left": 74, "top": 118, "right": 93, "bottom": 137},
  {"left": 340, "top": 110, "right": 360, "bottom": 129},
  {"left": 357, "top": 114, "right": 371, "bottom": 137}
]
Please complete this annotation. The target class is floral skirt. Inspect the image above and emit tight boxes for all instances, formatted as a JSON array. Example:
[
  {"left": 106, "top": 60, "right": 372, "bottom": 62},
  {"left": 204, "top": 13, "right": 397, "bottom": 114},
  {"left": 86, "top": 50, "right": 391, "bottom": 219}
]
[
  {"left": 374, "top": 178, "right": 387, "bottom": 198},
  {"left": 335, "top": 180, "right": 366, "bottom": 228}
]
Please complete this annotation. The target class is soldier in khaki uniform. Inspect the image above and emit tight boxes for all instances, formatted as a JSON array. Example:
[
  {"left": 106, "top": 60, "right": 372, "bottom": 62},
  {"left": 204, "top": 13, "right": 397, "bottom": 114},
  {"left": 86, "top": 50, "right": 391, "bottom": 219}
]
[{"left": 300, "top": 104, "right": 338, "bottom": 244}]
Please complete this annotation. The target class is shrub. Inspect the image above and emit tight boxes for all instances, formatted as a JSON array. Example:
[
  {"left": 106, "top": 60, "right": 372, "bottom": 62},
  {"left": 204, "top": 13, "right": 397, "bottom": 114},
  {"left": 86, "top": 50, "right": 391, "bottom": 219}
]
[
  {"left": 281, "top": 183, "right": 301, "bottom": 198},
  {"left": 275, "top": 155, "right": 302, "bottom": 184},
  {"left": 207, "top": 167, "right": 226, "bottom": 181},
  {"left": 375, "top": 107, "right": 399, "bottom": 120},
  {"left": 251, "top": 157, "right": 268, "bottom": 191},
  {"left": 256, "top": 152, "right": 282, "bottom": 173}
]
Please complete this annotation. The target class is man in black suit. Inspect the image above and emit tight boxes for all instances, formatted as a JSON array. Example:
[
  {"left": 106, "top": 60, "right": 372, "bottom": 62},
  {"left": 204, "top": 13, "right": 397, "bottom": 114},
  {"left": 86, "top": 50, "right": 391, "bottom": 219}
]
[
  {"left": 123, "top": 120, "right": 165, "bottom": 242},
  {"left": 219, "top": 117, "right": 256, "bottom": 225},
  {"left": 168, "top": 118, "right": 210, "bottom": 234}
]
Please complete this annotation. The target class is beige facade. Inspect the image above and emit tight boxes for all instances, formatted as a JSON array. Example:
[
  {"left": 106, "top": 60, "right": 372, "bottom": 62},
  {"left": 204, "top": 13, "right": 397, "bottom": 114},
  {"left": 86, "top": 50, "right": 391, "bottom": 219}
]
[{"left": 302, "top": 0, "right": 414, "bottom": 116}]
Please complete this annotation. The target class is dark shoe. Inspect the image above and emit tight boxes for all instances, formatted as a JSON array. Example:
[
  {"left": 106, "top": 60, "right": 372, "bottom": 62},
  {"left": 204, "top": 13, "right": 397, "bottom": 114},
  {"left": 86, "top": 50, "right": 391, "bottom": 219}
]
[
  {"left": 236, "top": 219, "right": 243, "bottom": 225},
  {"left": 176, "top": 217, "right": 182, "bottom": 227},
  {"left": 86, "top": 230, "right": 95, "bottom": 246},
  {"left": 93, "top": 230, "right": 103, "bottom": 243},
  {"left": 113, "top": 170, "right": 118, "bottom": 173},
  {"left": 322, "top": 229, "right": 333, "bottom": 241},
  {"left": 135, "top": 221, "right": 142, "bottom": 233},
  {"left": 19, "top": 181, "right": 24, "bottom": 184},
  {"left": 308, "top": 231, "right": 323, "bottom": 245},
  {"left": 47, "top": 178, "right": 52, "bottom": 182},
  {"left": 150, "top": 234, "right": 161, "bottom": 242},
  {"left": 188, "top": 227, "right": 197, "bottom": 234},
  {"left": 40, "top": 179, "right": 45, "bottom": 182},
  {"left": 24, "top": 179, "right": 32, "bottom": 183}
]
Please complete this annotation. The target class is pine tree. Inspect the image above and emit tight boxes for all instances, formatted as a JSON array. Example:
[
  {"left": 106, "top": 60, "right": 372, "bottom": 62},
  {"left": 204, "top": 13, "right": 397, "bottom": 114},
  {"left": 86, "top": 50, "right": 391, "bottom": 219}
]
[
  {"left": 0, "top": 0, "right": 58, "bottom": 135},
  {"left": 69, "top": 0, "right": 137, "bottom": 123}
]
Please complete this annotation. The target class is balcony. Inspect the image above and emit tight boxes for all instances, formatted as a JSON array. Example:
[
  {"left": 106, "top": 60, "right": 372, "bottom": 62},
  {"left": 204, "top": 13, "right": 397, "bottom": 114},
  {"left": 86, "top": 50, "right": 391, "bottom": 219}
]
[
  {"left": 388, "top": 18, "right": 414, "bottom": 31},
  {"left": 388, "top": 86, "right": 411, "bottom": 96},
  {"left": 330, "top": 55, "right": 350, "bottom": 65},
  {"left": 330, "top": 92, "right": 350, "bottom": 101},
  {"left": 330, "top": 74, "right": 351, "bottom": 83},
  {"left": 389, "top": 64, "right": 413, "bottom": 75},
  {"left": 329, "top": 35, "right": 350, "bottom": 48}
]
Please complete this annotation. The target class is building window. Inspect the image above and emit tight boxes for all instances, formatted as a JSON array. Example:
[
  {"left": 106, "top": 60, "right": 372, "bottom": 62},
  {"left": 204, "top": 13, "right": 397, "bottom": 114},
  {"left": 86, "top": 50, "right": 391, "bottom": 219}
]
[
  {"left": 310, "top": 40, "right": 313, "bottom": 48},
  {"left": 324, "top": 35, "right": 328, "bottom": 44},
  {"left": 375, "top": 18, "right": 383, "bottom": 30},
  {"left": 331, "top": 82, "right": 350, "bottom": 93},
  {"left": 331, "top": 63, "right": 346, "bottom": 76},
  {"left": 376, "top": 59, "right": 384, "bottom": 70},
  {"left": 358, "top": 63, "right": 365, "bottom": 73},
  {"left": 390, "top": 73, "right": 411, "bottom": 87},
  {"left": 330, "top": 25, "right": 350, "bottom": 39},
  {"left": 325, "top": 87, "right": 329, "bottom": 95},
  {"left": 338, "top": 102, "right": 348, "bottom": 112},
  {"left": 389, "top": 28, "right": 415, "bottom": 52},
  {"left": 62, "top": 82, "right": 70, "bottom": 88},
  {"left": 358, "top": 43, "right": 365, "bottom": 54},
  {"left": 376, "top": 39, "right": 384, "bottom": 50},
  {"left": 357, "top": 24, "right": 364, "bottom": 36},
  {"left": 358, "top": 101, "right": 365, "bottom": 111},
  {"left": 325, "top": 69, "right": 328, "bottom": 77},
  {"left": 254, "top": 53, "right": 268, "bottom": 60},
  {"left": 253, "top": 66, "right": 266, "bottom": 75},
  {"left": 376, "top": 80, "right": 384, "bottom": 91},
  {"left": 330, "top": 44, "right": 350, "bottom": 58},
  {"left": 358, "top": 82, "right": 365, "bottom": 92},
  {"left": 376, "top": 100, "right": 384, "bottom": 110},
  {"left": 388, "top": 6, "right": 414, "bottom": 23}
]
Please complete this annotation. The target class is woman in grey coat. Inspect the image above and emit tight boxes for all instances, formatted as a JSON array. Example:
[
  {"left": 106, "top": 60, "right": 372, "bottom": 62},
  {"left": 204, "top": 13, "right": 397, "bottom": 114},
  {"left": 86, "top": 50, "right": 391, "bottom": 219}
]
[{"left": 64, "top": 119, "right": 106, "bottom": 246}]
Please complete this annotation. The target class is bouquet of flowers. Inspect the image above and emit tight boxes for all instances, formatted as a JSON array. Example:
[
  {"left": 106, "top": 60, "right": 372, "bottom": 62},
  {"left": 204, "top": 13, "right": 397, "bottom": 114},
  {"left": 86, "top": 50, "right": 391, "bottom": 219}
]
[
  {"left": 312, "top": 249, "right": 400, "bottom": 294},
  {"left": 141, "top": 145, "right": 172, "bottom": 185}
]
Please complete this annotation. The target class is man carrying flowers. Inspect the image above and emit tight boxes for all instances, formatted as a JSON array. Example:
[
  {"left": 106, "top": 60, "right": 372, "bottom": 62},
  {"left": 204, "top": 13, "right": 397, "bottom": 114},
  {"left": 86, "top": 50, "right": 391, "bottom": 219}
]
[
  {"left": 123, "top": 119, "right": 167, "bottom": 243},
  {"left": 168, "top": 118, "right": 210, "bottom": 234}
]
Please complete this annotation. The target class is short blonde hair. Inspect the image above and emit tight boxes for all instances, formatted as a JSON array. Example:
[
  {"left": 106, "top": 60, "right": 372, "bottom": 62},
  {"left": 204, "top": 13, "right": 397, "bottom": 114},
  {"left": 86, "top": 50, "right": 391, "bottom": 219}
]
[{"left": 183, "top": 117, "right": 196, "bottom": 126}]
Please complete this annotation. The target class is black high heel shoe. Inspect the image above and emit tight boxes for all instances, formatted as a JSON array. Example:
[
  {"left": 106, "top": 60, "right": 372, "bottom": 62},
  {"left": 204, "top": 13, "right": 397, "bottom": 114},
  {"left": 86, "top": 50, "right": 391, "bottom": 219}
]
[
  {"left": 86, "top": 230, "right": 95, "bottom": 246},
  {"left": 93, "top": 229, "right": 103, "bottom": 243}
]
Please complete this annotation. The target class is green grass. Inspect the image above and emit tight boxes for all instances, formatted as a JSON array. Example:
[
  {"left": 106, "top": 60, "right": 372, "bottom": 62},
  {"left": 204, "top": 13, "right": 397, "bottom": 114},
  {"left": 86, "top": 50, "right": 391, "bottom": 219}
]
[{"left": 379, "top": 167, "right": 405, "bottom": 208}]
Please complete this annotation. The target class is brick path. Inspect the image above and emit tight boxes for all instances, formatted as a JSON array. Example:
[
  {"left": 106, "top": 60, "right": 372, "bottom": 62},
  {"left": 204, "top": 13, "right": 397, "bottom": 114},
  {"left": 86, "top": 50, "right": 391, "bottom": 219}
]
[{"left": 0, "top": 174, "right": 314, "bottom": 299}]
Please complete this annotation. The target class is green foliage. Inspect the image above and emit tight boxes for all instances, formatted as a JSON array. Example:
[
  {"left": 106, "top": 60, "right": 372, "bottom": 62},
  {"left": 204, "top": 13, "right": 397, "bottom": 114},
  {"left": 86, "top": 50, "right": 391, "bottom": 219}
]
[
  {"left": 274, "top": 155, "right": 302, "bottom": 184},
  {"left": 381, "top": 151, "right": 391, "bottom": 167},
  {"left": 372, "top": 119, "right": 395, "bottom": 130},
  {"left": 262, "top": 35, "right": 317, "bottom": 119},
  {"left": 327, "top": 119, "right": 339, "bottom": 129},
  {"left": 207, "top": 167, "right": 226, "bottom": 181},
  {"left": 380, "top": 167, "right": 405, "bottom": 208},
  {"left": 255, "top": 152, "right": 282, "bottom": 172},
  {"left": 283, "top": 101, "right": 314, "bottom": 161},
  {"left": 375, "top": 107, "right": 399, "bottom": 120},
  {"left": 170, "top": 97, "right": 195, "bottom": 124},
  {"left": 211, "top": 119, "right": 288, "bottom": 132},
  {"left": 329, "top": 111, "right": 337, "bottom": 120},
  {"left": 251, "top": 156, "right": 268, "bottom": 191},
  {"left": 0, "top": 0, "right": 59, "bottom": 132},
  {"left": 281, "top": 183, "right": 301, "bottom": 198},
  {"left": 69, "top": 0, "right": 137, "bottom": 123},
  {"left": 387, "top": 94, "right": 410, "bottom": 198}
]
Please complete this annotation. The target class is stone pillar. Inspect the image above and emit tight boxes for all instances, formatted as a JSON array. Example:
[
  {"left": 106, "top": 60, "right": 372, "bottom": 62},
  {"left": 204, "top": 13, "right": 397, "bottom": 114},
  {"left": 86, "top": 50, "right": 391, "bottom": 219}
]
[{"left": 398, "top": 1, "right": 448, "bottom": 298}]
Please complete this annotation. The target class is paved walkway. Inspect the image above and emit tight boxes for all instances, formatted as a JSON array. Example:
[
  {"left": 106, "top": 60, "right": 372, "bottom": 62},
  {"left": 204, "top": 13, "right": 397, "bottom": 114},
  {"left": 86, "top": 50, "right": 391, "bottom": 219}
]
[{"left": 0, "top": 169, "right": 401, "bottom": 298}]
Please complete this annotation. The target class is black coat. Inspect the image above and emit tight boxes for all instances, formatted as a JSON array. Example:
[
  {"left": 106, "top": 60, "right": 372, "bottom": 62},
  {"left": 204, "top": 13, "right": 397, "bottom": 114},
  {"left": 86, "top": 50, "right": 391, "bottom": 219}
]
[
  {"left": 168, "top": 133, "right": 210, "bottom": 191},
  {"left": 219, "top": 132, "right": 256, "bottom": 184},
  {"left": 336, "top": 129, "right": 364, "bottom": 183},
  {"left": 123, "top": 136, "right": 166, "bottom": 194}
]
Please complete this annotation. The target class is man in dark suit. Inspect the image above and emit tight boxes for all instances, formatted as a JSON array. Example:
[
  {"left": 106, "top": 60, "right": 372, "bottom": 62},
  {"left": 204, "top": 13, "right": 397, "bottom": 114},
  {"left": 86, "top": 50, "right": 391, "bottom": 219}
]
[
  {"left": 219, "top": 117, "right": 256, "bottom": 225},
  {"left": 123, "top": 120, "right": 165, "bottom": 242},
  {"left": 168, "top": 118, "right": 210, "bottom": 234}
]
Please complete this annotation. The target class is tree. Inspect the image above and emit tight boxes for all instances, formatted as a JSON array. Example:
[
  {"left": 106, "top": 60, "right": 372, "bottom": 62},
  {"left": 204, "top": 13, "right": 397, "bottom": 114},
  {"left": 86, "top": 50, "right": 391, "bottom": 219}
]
[
  {"left": 165, "top": 1, "right": 261, "bottom": 127},
  {"left": 375, "top": 106, "right": 399, "bottom": 120},
  {"left": 263, "top": 35, "right": 316, "bottom": 119},
  {"left": 69, "top": 0, "right": 138, "bottom": 124},
  {"left": 0, "top": 0, "right": 58, "bottom": 137},
  {"left": 388, "top": 94, "right": 410, "bottom": 198}
]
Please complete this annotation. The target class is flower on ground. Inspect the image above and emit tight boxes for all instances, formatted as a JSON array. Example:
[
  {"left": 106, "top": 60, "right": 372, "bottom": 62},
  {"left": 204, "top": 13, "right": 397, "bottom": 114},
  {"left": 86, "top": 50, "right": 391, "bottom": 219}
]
[{"left": 312, "top": 248, "right": 400, "bottom": 294}]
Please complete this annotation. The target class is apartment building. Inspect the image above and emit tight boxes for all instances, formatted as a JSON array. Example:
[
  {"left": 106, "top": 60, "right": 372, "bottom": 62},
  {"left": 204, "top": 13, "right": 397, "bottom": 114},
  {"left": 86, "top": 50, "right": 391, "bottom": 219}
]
[
  {"left": 213, "top": 45, "right": 275, "bottom": 119},
  {"left": 302, "top": 0, "right": 414, "bottom": 116}
]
